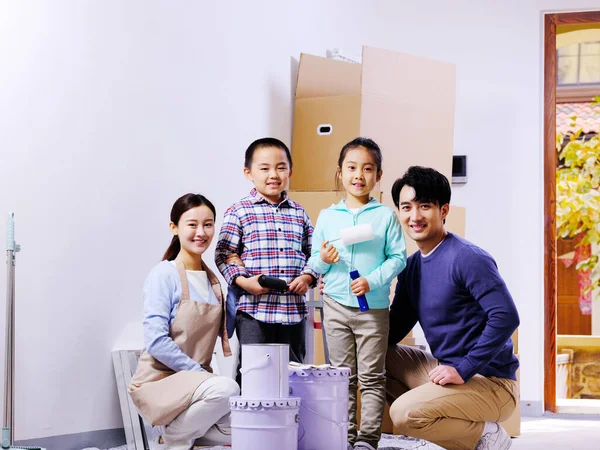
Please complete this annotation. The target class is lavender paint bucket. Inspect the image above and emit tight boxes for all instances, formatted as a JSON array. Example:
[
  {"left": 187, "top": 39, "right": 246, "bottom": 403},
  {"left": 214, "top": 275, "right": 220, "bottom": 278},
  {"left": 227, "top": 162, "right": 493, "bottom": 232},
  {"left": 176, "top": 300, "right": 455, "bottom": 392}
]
[
  {"left": 230, "top": 396, "right": 301, "bottom": 450},
  {"left": 289, "top": 366, "right": 350, "bottom": 450}
]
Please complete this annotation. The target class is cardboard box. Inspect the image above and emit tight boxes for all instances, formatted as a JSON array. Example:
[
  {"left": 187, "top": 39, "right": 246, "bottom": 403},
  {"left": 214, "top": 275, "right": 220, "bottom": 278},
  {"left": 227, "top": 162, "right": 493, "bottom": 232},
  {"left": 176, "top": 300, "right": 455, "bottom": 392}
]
[
  {"left": 288, "top": 190, "right": 382, "bottom": 226},
  {"left": 288, "top": 190, "right": 463, "bottom": 258},
  {"left": 501, "top": 353, "right": 521, "bottom": 437},
  {"left": 356, "top": 386, "right": 395, "bottom": 433},
  {"left": 290, "top": 46, "right": 456, "bottom": 192}
]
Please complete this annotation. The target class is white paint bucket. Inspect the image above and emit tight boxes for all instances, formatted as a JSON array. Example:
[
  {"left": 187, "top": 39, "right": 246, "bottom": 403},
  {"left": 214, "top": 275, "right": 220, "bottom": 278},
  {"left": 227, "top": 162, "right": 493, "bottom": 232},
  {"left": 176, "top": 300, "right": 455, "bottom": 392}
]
[
  {"left": 230, "top": 396, "right": 300, "bottom": 450},
  {"left": 289, "top": 366, "right": 351, "bottom": 450},
  {"left": 239, "top": 344, "right": 289, "bottom": 398}
]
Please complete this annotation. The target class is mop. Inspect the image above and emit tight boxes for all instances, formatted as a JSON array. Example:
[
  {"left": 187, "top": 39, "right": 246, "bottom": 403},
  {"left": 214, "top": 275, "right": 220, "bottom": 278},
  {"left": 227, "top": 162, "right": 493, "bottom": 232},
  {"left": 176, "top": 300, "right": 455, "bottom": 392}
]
[{"left": 2, "top": 213, "right": 44, "bottom": 450}]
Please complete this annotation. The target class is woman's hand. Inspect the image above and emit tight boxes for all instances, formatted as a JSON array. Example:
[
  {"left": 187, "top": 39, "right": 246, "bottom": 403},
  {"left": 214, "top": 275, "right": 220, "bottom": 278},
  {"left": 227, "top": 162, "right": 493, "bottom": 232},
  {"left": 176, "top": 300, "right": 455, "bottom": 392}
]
[{"left": 320, "top": 241, "right": 340, "bottom": 264}]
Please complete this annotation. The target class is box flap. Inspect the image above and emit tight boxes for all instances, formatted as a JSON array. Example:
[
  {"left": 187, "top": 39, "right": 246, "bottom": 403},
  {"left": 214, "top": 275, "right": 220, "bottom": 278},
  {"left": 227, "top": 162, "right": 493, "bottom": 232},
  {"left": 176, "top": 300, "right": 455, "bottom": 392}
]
[
  {"left": 361, "top": 46, "right": 456, "bottom": 102},
  {"left": 295, "top": 53, "right": 362, "bottom": 99}
]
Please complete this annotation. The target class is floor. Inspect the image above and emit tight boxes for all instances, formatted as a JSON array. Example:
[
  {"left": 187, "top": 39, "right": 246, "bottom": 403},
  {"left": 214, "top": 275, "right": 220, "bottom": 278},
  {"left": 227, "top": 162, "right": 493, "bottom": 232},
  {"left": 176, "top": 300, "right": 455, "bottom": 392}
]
[
  {"left": 511, "top": 416, "right": 600, "bottom": 449},
  {"left": 97, "top": 416, "right": 600, "bottom": 449},
  {"left": 375, "top": 416, "right": 600, "bottom": 449}
]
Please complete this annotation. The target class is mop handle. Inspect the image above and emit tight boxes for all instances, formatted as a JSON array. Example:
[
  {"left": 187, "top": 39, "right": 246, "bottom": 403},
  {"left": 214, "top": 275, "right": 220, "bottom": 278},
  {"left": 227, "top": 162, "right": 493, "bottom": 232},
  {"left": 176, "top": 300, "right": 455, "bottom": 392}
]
[{"left": 349, "top": 270, "right": 370, "bottom": 312}]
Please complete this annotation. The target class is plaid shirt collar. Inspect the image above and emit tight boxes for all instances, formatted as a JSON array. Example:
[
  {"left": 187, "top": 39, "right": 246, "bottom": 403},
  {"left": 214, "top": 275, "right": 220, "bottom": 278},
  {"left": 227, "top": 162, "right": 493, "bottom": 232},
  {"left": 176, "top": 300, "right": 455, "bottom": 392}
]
[{"left": 249, "top": 188, "right": 295, "bottom": 208}]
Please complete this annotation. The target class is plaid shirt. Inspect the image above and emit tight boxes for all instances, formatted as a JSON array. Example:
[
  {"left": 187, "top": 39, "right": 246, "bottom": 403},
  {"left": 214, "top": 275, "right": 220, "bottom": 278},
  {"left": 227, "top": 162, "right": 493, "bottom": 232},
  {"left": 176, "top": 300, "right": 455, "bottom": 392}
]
[{"left": 215, "top": 189, "right": 317, "bottom": 324}]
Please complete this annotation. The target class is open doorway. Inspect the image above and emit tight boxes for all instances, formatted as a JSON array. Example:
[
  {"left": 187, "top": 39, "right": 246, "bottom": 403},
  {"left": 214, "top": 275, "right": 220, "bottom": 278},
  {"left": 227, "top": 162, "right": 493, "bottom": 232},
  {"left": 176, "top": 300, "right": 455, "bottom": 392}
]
[{"left": 544, "top": 10, "right": 600, "bottom": 414}]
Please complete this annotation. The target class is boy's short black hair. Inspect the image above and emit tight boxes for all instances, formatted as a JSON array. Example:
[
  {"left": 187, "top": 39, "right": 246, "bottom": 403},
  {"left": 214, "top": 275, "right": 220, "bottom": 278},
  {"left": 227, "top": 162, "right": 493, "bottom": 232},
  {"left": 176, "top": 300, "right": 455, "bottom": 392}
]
[
  {"left": 244, "top": 137, "right": 292, "bottom": 169},
  {"left": 391, "top": 166, "right": 451, "bottom": 209}
]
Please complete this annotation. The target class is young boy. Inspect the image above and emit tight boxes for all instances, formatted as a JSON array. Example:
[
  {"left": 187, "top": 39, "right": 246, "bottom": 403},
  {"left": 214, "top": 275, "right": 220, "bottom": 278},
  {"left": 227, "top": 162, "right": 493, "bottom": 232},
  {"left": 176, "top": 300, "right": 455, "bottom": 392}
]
[{"left": 215, "top": 137, "right": 316, "bottom": 367}]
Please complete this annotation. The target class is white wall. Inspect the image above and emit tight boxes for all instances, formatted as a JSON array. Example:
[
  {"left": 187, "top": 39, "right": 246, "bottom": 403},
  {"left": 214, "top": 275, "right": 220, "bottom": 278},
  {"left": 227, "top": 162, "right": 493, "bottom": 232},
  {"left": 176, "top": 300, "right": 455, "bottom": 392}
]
[{"left": 1, "top": 0, "right": 600, "bottom": 440}]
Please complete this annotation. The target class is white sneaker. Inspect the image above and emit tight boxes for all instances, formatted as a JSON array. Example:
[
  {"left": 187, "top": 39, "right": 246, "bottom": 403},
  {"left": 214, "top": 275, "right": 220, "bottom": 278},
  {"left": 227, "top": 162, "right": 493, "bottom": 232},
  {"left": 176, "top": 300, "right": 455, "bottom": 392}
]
[
  {"left": 475, "top": 422, "right": 512, "bottom": 450},
  {"left": 354, "top": 442, "right": 377, "bottom": 450},
  {"left": 148, "top": 437, "right": 166, "bottom": 450},
  {"left": 379, "top": 433, "right": 445, "bottom": 449}
]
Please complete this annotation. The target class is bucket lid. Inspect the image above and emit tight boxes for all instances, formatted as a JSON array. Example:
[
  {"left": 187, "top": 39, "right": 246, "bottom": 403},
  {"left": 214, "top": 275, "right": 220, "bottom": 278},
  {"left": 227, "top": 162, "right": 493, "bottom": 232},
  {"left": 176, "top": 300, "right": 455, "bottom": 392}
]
[
  {"left": 288, "top": 363, "right": 351, "bottom": 378},
  {"left": 229, "top": 396, "right": 301, "bottom": 410}
]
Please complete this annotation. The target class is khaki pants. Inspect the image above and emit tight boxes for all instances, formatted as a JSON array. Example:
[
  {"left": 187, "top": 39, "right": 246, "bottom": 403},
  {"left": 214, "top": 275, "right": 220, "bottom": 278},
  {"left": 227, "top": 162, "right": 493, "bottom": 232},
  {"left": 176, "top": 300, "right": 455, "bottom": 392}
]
[
  {"left": 386, "top": 344, "right": 518, "bottom": 450},
  {"left": 323, "top": 295, "right": 389, "bottom": 448}
]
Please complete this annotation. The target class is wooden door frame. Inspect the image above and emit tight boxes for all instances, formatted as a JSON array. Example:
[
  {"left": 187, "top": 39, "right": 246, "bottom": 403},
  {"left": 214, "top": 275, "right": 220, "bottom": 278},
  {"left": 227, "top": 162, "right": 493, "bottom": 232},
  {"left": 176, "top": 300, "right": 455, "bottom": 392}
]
[{"left": 544, "top": 10, "right": 600, "bottom": 413}]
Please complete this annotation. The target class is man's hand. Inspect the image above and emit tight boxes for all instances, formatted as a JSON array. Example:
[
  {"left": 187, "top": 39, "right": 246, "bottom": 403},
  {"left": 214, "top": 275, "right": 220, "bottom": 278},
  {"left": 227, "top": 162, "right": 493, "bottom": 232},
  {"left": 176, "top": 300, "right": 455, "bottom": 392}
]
[
  {"left": 320, "top": 241, "right": 340, "bottom": 264},
  {"left": 288, "top": 274, "right": 313, "bottom": 295},
  {"left": 235, "top": 275, "right": 269, "bottom": 296},
  {"left": 428, "top": 365, "right": 465, "bottom": 386},
  {"left": 350, "top": 276, "right": 370, "bottom": 297},
  {"left": 318, "top": 276, "right": 325, "bottom": 295}
]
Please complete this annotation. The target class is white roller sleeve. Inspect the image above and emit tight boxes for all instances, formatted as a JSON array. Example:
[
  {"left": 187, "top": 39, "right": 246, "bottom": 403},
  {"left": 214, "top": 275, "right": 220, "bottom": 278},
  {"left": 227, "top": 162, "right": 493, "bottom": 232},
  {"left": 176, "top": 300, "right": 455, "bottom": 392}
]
[{"left": 339, "top": 223, "right": 374, "bottom": 246}]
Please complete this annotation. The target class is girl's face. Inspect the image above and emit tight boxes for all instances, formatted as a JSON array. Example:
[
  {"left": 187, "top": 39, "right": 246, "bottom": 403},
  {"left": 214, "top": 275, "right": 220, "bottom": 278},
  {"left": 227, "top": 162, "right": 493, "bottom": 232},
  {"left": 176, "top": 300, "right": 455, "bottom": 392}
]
[
  {"left": 170, "top": 205, "right": 215, "bottom": 259},
  {"left": 338, "top": 146, "right": 382, "bottom": 201}
]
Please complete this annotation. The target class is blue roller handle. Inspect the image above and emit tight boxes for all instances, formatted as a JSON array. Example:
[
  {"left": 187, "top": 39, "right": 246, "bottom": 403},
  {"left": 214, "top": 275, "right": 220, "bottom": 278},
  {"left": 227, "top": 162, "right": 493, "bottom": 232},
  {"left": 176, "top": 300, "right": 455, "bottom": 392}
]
[{"left": 349, "top": 269, "right": 369, "bottom": 312}]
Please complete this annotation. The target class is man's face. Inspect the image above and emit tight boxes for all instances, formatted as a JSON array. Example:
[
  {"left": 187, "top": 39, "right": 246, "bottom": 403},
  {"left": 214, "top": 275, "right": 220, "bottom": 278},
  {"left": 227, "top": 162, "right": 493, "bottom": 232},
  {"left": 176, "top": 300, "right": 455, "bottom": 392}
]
[{"left": 397, "top": 185, "right": 448, "bottom": 249}]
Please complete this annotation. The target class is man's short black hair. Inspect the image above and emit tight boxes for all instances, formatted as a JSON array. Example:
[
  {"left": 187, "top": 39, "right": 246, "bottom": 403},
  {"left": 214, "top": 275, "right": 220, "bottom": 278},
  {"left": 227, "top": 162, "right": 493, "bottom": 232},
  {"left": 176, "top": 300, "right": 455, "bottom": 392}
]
[{"left": 391, "top": 166, "right": 451, "bottom": 209}]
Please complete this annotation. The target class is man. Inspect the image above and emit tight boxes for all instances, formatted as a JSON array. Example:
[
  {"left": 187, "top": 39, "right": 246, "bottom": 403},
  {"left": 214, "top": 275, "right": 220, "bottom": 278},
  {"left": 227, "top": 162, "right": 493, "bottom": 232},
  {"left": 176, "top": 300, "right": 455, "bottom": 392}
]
[{"left": 386, "top": 166, "right": 519, "bottom": 450}]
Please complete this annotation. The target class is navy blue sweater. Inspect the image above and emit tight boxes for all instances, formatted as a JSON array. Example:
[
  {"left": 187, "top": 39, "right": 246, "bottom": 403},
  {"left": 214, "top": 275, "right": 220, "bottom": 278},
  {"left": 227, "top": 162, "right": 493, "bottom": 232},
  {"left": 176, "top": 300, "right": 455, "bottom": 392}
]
[{"left": 389, "top": 233, "right": 520, "bottom": 381}]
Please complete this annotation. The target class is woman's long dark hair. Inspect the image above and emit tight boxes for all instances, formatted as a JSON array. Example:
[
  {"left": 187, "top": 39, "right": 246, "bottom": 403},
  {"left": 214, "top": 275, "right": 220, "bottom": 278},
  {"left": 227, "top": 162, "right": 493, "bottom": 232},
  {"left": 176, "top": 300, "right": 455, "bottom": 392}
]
[{"left": 162, "top": 193, "right": 217, "bottom": 261}]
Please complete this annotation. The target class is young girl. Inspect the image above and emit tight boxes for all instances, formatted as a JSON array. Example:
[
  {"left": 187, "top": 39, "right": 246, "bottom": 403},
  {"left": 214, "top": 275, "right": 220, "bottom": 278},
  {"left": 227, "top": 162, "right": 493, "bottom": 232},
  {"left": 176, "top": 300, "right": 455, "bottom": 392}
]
[
  {"left": 129, "top": 194, "right": 239, "bottom": 450},
  {"left": 215, "top": 138, "right": 316, "bottom": 370},
  {"left": 308, "top": 137, "right": 407, "bottom": 450}
]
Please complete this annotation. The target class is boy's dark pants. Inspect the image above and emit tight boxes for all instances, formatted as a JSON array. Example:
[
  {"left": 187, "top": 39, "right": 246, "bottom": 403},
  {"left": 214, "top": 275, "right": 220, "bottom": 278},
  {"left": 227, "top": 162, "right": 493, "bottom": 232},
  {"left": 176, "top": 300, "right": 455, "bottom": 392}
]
[{"left": 234, "top": 310, "right": 306, "bottom": 385}]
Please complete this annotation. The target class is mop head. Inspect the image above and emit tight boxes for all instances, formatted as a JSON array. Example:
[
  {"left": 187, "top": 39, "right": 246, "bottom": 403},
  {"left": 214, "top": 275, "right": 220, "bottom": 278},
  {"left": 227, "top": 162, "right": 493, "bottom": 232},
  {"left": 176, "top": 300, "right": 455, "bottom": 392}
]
[{"left": 2, "top": 446, "right": 45, "bottom": 449}]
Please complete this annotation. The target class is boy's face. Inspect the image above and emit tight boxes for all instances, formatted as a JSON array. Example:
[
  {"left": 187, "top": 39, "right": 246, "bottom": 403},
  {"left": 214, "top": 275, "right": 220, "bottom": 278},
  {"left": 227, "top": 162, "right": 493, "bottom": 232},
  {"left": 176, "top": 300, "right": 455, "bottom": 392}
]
[
  {"left": 244, "top": 146, "right": 292, "bottom": 203},
  {"left": 397, "top": 185, "right": 448, "bottom": 251}
]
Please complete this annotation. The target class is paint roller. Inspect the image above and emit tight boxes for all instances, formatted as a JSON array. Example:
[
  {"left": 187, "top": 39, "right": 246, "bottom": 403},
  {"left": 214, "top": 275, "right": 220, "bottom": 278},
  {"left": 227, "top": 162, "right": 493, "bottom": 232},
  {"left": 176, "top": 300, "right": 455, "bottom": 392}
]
[{"left": 328, "top": 224, "right": 375, "bottom": 312}]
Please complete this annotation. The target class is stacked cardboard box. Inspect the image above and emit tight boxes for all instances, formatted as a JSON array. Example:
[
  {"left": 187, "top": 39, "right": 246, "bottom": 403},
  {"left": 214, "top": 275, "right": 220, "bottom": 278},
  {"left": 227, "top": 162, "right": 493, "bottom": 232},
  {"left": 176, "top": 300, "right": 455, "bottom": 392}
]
[{"left": 289, "top": 46, "right": 465, "bottom": 256}]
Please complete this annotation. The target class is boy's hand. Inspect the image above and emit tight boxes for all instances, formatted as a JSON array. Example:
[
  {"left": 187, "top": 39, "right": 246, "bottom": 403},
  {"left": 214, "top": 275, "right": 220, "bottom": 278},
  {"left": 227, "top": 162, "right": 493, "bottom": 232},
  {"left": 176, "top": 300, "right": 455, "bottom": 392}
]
[
  {"left": 350, "top": 276, "right": 370, "bottom": 297},
  {"left": 288, "top": 274, "right": 313, "bottom": 295},
  {"left": 319, "top": 276, "right": 325, "bottom": 295},
  {"left": 235, "top": 275, "right": 269, "bottom": 296},
  {"left": 429, "top": 365, "right": 465, "bottom": 386},
  {"left": 320, "top": 241, "right": 340, "bottom": 264}
]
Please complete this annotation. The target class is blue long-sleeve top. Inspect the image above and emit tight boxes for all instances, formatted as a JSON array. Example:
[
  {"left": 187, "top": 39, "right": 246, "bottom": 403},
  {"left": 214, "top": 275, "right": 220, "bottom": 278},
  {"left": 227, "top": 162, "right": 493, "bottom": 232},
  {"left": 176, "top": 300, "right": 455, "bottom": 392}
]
[
  {"left": 141, "top": 260, "right": 225, "bottom": 373},
  {"left": 389, "top": 233, "right": 520, "bottom": 382},
  {"left": 308, "top": 198, "right": 407, "bottom": 309}
]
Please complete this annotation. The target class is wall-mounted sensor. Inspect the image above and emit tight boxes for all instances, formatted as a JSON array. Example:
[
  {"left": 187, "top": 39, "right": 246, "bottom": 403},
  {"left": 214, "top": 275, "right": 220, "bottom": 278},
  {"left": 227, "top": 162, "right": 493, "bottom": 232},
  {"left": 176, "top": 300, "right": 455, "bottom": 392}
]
[
  {"left": 317, "top": 124, "right": 333, "bottom": 135},
  {"left": 452, "top": 155, "right": 467, "bottom": 185}
]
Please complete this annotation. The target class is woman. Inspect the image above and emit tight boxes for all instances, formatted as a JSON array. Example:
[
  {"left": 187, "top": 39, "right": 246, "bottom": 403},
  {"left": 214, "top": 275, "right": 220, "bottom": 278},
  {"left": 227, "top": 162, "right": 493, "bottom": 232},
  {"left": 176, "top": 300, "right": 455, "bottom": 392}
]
[{"left": 129, "top": 193, "right": 239, "bottom": 450}]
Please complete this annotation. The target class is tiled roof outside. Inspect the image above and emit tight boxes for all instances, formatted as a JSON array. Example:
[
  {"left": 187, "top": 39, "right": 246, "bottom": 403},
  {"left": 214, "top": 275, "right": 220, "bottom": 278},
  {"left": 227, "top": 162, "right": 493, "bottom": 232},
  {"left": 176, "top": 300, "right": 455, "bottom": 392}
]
[{"left": 557, "top": 102, "right": 600, "bottom": 135}]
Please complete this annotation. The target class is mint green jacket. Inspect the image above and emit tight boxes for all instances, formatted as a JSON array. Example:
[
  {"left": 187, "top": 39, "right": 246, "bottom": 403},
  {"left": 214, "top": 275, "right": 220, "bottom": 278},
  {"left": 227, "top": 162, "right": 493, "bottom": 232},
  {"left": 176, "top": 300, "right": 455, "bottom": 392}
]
[{"left": 308, "top": 198, "right": 407, "bottom": 309}]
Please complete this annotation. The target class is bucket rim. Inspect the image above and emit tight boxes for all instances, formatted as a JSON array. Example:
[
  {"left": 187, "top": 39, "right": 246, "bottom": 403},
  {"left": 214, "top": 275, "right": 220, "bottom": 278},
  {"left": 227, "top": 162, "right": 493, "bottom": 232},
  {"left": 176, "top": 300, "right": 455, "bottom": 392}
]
[{"left": 241, "top": 343, "right": 290, "bottom": 347}]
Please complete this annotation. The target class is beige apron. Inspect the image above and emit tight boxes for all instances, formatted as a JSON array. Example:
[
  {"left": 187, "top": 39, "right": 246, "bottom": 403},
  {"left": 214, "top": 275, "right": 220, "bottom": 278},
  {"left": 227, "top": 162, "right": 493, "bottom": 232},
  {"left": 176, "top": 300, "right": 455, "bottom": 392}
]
[{"left": 128, "top": 258, "right": 232, "bottom": 426}]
